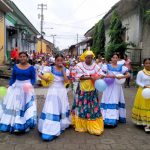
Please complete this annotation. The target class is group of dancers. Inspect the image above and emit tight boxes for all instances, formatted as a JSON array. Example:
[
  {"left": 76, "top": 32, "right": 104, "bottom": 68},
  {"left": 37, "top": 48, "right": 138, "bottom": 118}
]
[{"left": 0, "top": 50, "right": 150, "bottom": 141}]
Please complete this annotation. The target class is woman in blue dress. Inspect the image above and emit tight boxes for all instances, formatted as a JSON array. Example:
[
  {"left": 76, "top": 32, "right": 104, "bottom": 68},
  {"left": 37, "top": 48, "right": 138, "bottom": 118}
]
[
  {"left": 38, "top": 53, "right": 71, "bottom": 141},
  {"left": 0, "top": 52, "right": 37, "bottom": 133},
  {"left": 100, "top": 54, "right": 130, "bottom": 127}
]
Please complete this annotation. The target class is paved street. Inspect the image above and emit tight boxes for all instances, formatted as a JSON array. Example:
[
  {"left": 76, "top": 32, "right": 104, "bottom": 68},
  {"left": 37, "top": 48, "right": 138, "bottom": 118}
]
[{"left": 0, "top": 80, "right": 150, "bottom": 150}]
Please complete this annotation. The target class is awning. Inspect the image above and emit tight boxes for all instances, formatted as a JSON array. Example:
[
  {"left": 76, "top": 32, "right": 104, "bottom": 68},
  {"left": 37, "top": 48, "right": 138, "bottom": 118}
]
[{"left": 5, "top": 14, "right": 16, "bottom": 26}]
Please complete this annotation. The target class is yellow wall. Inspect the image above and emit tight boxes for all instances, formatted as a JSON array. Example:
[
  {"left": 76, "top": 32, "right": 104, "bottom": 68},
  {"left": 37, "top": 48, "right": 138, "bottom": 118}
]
[
  {"left": 36, "top": 39, "right": 47, "bottom": 53},
  {"left": 0, "top": 11, "right": 5, "bottom": 65}
]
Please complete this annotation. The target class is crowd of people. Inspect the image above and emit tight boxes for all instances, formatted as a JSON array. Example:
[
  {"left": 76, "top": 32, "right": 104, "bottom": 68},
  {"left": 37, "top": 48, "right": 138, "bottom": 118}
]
[{"left": 0, "top": 49, "right": 150, "bottom": 141}]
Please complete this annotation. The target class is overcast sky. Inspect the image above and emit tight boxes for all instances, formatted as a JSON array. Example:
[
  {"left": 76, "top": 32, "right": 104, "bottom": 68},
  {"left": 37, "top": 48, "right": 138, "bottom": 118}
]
[{"left": 12, "top": 0, "right": 120, "bottom": 50}]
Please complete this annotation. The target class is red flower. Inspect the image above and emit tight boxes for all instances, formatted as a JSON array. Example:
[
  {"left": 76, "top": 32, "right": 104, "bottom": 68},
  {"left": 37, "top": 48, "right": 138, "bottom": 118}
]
[
  {"left": 84, "top": 99, "right": 87, "bottom": 104},
  {"left": 79, "top": 101, "right": 82, "bottom": 106},
  {"left": 87, "top": 113, "right": 90, "bottom": 119},
  {"left": 94, "top": 107, "right": 98, "bottom": 113},
  {"left": 80, "top": 91, "right": 84, "bottom": 96}
]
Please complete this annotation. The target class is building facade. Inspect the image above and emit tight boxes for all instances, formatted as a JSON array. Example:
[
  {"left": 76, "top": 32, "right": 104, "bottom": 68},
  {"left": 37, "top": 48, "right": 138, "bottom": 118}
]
[
  {"left": 36, "top": 38, "right": 54, "bottom": 55},
  {"left": 0, "top": 0, "right": 13, "bottom": 65},
  {"left": 4, "top": 0, "right": 39, "bottom": 62},
  {"left": 84, "top": 0, "right": 150, "bottom": 65}
]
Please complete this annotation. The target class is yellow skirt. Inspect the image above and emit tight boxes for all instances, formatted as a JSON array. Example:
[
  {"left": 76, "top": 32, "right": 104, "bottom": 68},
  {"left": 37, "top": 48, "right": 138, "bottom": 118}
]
[
  {"left": 132, "top": 87, "right": 150, "bottom": 125},
  {"left": 71, "top": 114, "right": 104, "bottom": 135}
]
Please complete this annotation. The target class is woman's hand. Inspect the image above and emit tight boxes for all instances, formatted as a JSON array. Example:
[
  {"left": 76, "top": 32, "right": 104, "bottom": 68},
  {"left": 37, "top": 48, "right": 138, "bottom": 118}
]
[
  {"left": 106, "top": 74, "right": 116, "bottom": 78},
  {"left": 144, "top": 85, "right": 150, "bottom": 88},
  {"left": 91, "top": 75, "right": 103, "bottom": 80},
  {"left": 38, "top": 74, "right": 42, "bottom": 78},
  {"left": 116, "top": 76, "right": 124, "bottom": 80},
  {"left": 91, "top": 75, "right": 96, "bottom": 81},
  {"left": 59, "top": 64, "right": 64, "bottom": 69},
  {"left": 44, "top": 77, "right": 49, "bottom": 82},
  {"left": 38, "top": 74, "right": 49, "bottom": 82}
]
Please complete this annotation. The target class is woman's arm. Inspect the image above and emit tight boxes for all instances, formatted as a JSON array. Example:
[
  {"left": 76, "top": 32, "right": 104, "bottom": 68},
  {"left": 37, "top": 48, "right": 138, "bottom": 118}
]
[
  {"left": 80, "top": 75, "right": 91, "bottom": 80},
  {"left": 117, "top": 72, "right": 130, "bottom": 79},
  {"left": 62, "top": 70, "right": 69, "bottom": 83},
  {"left": 30, "top": 67, "right": 36, "bottom": 85},
  {"left": 9, "top": 66, "right": 16, "bottom": 86},
  {"left": 136, "top": 71, "right": 144, "bottom": 88}
]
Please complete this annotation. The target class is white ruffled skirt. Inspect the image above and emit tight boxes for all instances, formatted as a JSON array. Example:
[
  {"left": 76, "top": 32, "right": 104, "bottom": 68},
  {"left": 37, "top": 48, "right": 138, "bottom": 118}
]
[
  {"left": 38, "top": 82, "right": 71, "bottom": 141},
  {"left": 100, "top": 82, "right": 126, "bottom": 126},
  {"left": 0, "top": 80, "right": 37, "bottom": 132}
]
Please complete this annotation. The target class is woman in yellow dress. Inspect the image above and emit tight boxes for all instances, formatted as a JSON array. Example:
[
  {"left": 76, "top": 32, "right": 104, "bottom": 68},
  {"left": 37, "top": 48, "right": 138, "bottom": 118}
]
[
  {"left": 132, "top": 58, "right": 150, "bottom": 132},
  {"left": 71, "top": 50, "right": 104, "bottom": 135}
]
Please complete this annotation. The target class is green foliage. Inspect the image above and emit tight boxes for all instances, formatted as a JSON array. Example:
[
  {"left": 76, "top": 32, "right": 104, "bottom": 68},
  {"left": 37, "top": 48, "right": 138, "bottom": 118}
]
[
  {"left": 98, "top": 19, "right": 105, "bottom": 56},
  {"left": 92, "top": 23, "right": 99, "bottom": 54},
  {"left": 92, "top": 19, "right": 105, "bottom": 57},
  {"left": 144, "top": 10, "right": 150, "bottom": 24},
  {"left": 106, "top": 10, "right": 127, "bottom": 61}
]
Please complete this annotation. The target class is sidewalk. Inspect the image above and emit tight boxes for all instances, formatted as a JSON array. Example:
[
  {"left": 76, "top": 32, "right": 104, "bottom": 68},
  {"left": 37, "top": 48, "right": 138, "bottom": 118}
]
[{"left": 0, "top": 65, "right": 11, "bottom": 78}]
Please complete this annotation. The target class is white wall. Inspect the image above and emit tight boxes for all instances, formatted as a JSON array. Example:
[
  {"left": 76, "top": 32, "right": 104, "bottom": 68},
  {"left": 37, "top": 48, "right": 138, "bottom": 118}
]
[
  {"left": 122, "top": 8, "right": 141, "bottom": 46},
  {"left": 105, "top": 8, "right": 141, "bottom": 47}
]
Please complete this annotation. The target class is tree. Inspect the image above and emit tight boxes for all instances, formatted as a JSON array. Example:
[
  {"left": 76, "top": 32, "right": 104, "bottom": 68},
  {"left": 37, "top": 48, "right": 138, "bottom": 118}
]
[
  {"left": 106, "top": 10, "right": 127, "bottom": 61},
  {"left": 145, "top": 10, "right": 150, "bottom": 24},
  {"left": 98, "top": 19, "right": 105, "bottom": 56},
  {"left": 92, "top": 19, "right": 105, "bottom": 57},
  {"left": 92, "top": 23, "right": 99, "bottom": 55}
]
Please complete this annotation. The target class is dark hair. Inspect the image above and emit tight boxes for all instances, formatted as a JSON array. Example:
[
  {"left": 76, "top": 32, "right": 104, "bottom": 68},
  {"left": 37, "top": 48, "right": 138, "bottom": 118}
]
[
  {"left": 143, "top": 58, "right": 150, "bottom": 64},
  {"left": 124, "top": 54, "right": 127, "bottom": 57},
  {"left": 55, "top": 53, "right": 64, "bottom": 60},
  {"left": 19, "top": 52, "right": 28, "bottom": 57},
  {"left": 111, "top": 53, "right": 119, "bottom": 58}
]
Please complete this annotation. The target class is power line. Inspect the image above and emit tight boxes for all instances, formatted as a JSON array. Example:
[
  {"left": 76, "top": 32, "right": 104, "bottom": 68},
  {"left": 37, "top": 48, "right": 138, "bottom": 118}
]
[
  {"left": 69, "top": 12, "right": 107, "bottom": 24},
  {"left": 43, "top": 12, "right": 106, "bottom": 29},
  {"left": 73, "top": 0, "right": 88, "bottom": 14},
  {"left": 45, "top": 35, "right": 84, "bottom": 40},
  {"left": 45, "top": 35, "right": 84, "bottom": 38},
  {"left": 54, "top": 34, "right": 84, "bottom": 37},
  {"left": 43, "top": 21, "right": 84, "bottom": 29}
]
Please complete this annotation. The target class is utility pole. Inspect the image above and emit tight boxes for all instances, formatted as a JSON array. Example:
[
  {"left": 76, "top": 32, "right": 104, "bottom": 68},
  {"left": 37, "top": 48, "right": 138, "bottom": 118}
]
[
  {"left": 51, "top": 34, "right": 56, "bottom": 52},
  {"left": 77, "top": 34, "right": 78, "bottom": 56},
  {"left": 38, "top": 4, "right": 47, "bottom": 53}
]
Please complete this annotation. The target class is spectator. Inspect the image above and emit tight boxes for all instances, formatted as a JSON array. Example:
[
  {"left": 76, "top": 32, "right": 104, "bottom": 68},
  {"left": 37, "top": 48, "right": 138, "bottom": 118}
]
[
  {"left": 124, "top": 54, "right": 132, "bottom": 88},
  {"left": 117, "top": 53, "right": 125, "bottom": 65}
]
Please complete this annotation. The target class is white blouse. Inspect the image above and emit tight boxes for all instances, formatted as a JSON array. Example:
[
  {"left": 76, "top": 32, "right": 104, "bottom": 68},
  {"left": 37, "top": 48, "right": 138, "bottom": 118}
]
[
  {"left": 102, "top": 64, "right": 128, "bottom": 76},
  {"left": 42, "top": 66, "right": 70, "bottom": 83},
  {"left": 136, "top": 71, "right": 150, "bottom": 88},
  {"left": 76, "top": 62, "right": 102, "bottom": 78}
]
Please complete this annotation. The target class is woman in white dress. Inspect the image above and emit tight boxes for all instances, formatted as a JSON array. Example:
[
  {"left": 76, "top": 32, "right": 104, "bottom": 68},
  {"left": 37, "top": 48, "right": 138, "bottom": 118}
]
[
  {"left": 38, "top": 53, "right": 71, "bottom": 141},
  {"left": 132, "top": 58, "right": 150, "bottom": 132},
  {"left": 100, "top": 53, "right": 130, "bottom": 127},
  {"left": 0, "top": 52, "right": 37, "bottom": 133}
]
